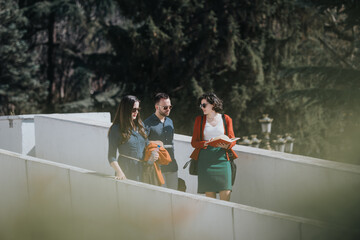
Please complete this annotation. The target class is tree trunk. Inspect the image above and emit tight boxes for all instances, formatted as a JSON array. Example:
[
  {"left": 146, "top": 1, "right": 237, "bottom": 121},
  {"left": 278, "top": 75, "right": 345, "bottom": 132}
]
[{"left": 46, "top": 13, "right": 56, "bottom": 112}]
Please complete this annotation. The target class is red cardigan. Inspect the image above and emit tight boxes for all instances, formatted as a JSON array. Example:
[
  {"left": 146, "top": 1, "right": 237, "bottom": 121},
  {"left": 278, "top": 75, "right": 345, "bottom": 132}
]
[{"left": 190, "top": 114, "right": 238, "bottom": 161}]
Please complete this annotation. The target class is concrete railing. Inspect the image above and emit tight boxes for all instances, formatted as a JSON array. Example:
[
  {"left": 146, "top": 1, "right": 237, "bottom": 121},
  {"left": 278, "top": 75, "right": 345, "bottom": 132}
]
[
  {"left": 33, "top": 115, "right": 199, "bottom": 191},
  {"left": 0, "top": 113, "right": 110, "bottom": 156},
  {"left": 34, "top": 114, "right": 112, "bottom": 174},
  {"left": 1, "top": 149, "right": 349, "bottom": 240},
  {"left": 3, "top": 113, "right": 360, "bottom": 228},
  {"left": 0, "top": 115, "right": 36, "bottom": 155},
  {"left": 231, "top": 146, "right": 360, "bottom": 228}
]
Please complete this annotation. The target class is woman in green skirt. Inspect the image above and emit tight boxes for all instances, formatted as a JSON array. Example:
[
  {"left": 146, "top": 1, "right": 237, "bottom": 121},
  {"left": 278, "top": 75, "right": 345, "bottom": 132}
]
[{"left": 190, "top": 93, "right": 238, "bottom": 201}]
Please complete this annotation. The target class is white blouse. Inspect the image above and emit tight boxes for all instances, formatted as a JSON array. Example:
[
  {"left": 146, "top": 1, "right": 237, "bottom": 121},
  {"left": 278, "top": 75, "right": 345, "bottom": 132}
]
[{"left": 203, "top": 115, "right": 224, "bottom": 141}]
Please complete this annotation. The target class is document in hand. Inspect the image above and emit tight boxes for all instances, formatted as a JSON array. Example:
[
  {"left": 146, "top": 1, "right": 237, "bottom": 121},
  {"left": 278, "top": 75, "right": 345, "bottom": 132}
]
[{"left": 207, "top": 135, "right": 240, "bottom": 147}]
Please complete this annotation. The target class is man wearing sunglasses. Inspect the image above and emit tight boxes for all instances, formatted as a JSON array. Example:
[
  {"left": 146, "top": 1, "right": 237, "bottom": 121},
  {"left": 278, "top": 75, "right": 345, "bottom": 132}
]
[{"left": 144, "top": 93, "right": 178, "bottom": 190}]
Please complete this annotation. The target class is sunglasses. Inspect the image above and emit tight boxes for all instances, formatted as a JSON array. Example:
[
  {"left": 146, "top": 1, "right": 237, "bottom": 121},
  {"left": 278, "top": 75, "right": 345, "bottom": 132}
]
[
  {"left": 158, "top": 105, "right": 173, "bottom": 110},
  {"left": 200, "top": 103, "right": 208, "bottom": 108},
  {"left": 132, "top": 107, "right": 141, "bottom": 113}
]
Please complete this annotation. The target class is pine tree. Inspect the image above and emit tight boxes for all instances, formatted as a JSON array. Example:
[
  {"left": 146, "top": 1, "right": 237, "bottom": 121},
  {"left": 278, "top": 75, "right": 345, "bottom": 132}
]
[
  {"left": 0, "top": 0, "right": 45, "bottom": 115},
  {"left": 277, "top": 0, "right": 360, "bottom": 164},
  {"left": 98, "top": 0, "right": 307, "bottom": 135},
  {"left": 18, "top": 0, "right": 116, "bottom": 112},
  {"left": 98, "top": 0, "right": 359, "bottom": 164},
  {"left": 3, "top": 0, "right": 358, "bottom": 163}
]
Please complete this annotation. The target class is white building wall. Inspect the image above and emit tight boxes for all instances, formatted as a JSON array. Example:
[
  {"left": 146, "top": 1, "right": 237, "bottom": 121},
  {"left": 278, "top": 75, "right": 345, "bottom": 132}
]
[
  {"left": 173, "top": 134, "right": 198, "bottom": 193},
  {"left": 32, "top": 114, "right": 360, "bottom": 226},
  {"left": 1, "top": 149, "right": 344, "bottom": 240},
  {"left": 0, "top": 113, "right": 110, "bottom": 156},
  {"left": 0, "top": 150, "right": 28, "bottom": 231},
  {"left": 0, "top": 117, "right": 24, "bottom": 153},
  {"left": 21, "top": 119, "right": 36, "bottom": 155},
  {"left": 34, "top": 115, "right": 112, "bottom": 174},
  {"left": 231, "top": 145, "right": 360, "bottom": 226},
  {"left": 34, "top": 115, "right": 199, "bottom": 187}
]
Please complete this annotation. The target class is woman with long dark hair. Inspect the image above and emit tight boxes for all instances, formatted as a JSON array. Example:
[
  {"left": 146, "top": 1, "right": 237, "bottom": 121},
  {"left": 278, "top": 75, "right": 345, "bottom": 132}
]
[
  {"left": 108, "top": 95, "right": 157, "bottom": 181},
  {"left": 190, "top": 93, "right": 238, "bottom": 201}
]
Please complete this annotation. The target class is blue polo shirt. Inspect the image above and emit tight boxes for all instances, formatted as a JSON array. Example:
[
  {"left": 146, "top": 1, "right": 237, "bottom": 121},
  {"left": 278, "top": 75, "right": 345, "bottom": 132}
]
[{"left": 144, "top": 113, "right": 178, "bottom": 172}]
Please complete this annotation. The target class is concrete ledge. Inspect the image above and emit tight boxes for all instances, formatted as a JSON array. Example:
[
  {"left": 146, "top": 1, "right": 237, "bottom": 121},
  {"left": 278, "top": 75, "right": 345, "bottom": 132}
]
[
  {"left": 232, "top": 144, "right": 360, "bottom": 174},
  {"left": 34, "top": 115, "right": 111, "bottom": 174},
  {"left": 0, "top": 114, "right": 36, "bottom": 121},
  {"left": 31, "top": 115, "right": 360, "bottom": 226},
  {"left": 0, "top": 113, "right": 110, "bottom": 157},
  {"left": 2, "top": 149, "right": 352, "bottom": 240},
  {"left": 36, "top": 113, "right": 111, "bottom": 128},
  {"left": 231, "top": 145, "right": 360, "bottom": 225},
  {"left": 0, "top": 112, "right": 111, "bottom": 122}
]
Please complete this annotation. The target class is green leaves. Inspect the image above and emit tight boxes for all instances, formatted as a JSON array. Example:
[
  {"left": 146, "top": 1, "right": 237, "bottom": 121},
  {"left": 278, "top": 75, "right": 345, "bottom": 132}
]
[
  {"left": 1, "top": 0, "right": 359, "bottom": 164},
  {"left": 0, "top": 0, "right": 45, "bottom": 115}
]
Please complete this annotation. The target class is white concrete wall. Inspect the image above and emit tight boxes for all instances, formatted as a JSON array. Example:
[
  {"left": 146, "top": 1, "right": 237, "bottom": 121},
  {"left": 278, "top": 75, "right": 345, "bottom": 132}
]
[
  {"left": 231, "top": 145, "right": 360, "bottom": 226},
  {"left": 0, "top": 113, "right": 110, "bottom": 156},
  {"left": 0, "top": 116, "right": 24, "bottom": 153},
  {"left": 34, "top": 115, "right": 198, "bottom": 187},
  {"left": 1, "top": 149, "right": 348, "bottom": 240},
  {"left": 21, "top": 119, "right": 36, "bottom": 155},
  {"left": 33, "top": 114, "right": 360, "bottom": 226},
  {"left": 35, "top": 115, "right": 112, "bottom": 174},
  {"left": 173, "top": 134, "right": 198, "bottom": 193}
]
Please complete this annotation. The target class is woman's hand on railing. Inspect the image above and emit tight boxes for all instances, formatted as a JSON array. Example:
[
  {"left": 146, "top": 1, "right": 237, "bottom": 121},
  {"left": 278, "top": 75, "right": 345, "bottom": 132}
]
[{"left": 115, "top": 170, "right": 126, "bottom": 180}]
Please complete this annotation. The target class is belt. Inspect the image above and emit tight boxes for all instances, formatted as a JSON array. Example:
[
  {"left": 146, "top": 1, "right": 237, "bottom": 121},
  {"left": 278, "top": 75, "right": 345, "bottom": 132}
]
[{"left": 119, "top": 154, "right": 143, "bottom": 162}]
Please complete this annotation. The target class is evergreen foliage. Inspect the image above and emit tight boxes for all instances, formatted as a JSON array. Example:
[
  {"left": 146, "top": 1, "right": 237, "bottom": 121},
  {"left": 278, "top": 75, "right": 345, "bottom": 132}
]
[
  {"left": 18, "top": 0, "right": 117, "bottom": 112},
  {"left": 0, "top": 0, "right": 359, "bottom": 164},
  {"left": 0, "top": 0, "right": 45, "bottom": 115},
  {"left": 278, "top": 0, "right": 360, "bottom": 164},
  {"left": 98, "top": 1, "right": 298, "bottom": 132}
]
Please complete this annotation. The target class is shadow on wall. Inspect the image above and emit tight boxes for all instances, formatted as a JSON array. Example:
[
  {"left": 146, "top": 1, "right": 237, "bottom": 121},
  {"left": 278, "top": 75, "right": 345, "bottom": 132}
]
[
  {"left": 0, "top": 173, "right": 359, "bottom": 240},
  {"left": 0, "top": 174, "right": 200, "bottom": 240},
  {"left": 27, "top": 146, "right": 36, "bottom": 157},
  {"left": 278, "top": 180, "right": 360, "bottom": 230}
]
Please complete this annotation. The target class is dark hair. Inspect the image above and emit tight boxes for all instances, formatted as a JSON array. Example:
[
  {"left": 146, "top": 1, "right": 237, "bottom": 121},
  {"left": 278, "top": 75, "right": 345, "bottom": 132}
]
[
  {"left": 111, "top": 95, "right": 147, "bottom": 143},
  {"left": 154, "top": 93, "right": 169, "bottom": 104},
  {"left": 198, "top": 92, "right": 223, "bottom": 112}
]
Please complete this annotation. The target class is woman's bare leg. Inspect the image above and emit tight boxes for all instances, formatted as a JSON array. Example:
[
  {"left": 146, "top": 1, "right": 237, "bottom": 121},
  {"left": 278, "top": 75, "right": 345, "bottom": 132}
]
[
  {"left": 205, "top": 192, "right": 216, "bottom": 198},
  {"left": 219, "top": 190, "right": 231, "bottom": 201}
]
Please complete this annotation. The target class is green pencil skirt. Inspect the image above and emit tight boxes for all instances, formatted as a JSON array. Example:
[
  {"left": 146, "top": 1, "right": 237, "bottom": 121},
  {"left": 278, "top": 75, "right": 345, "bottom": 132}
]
[{"left": 197, "top": 146, "right": 232, "bottom": 193}]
